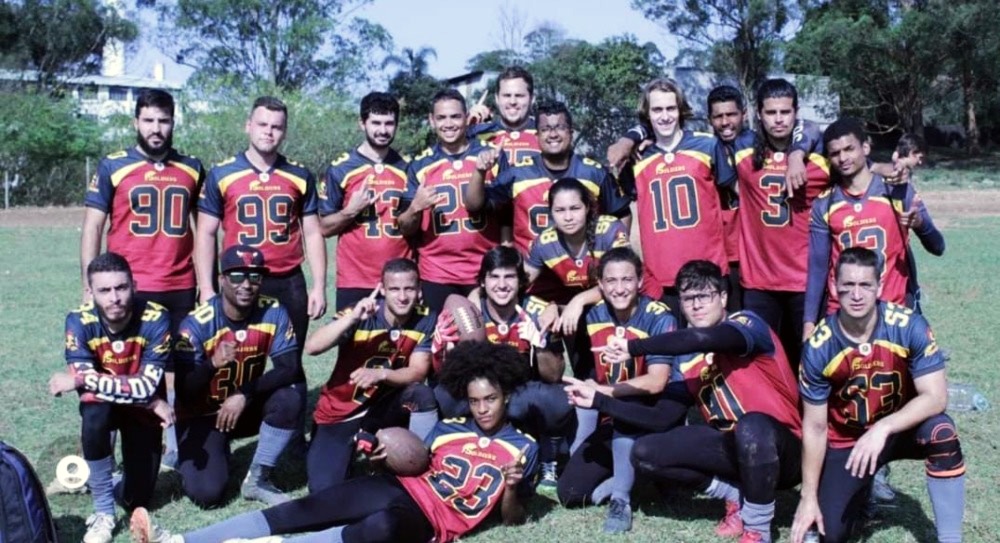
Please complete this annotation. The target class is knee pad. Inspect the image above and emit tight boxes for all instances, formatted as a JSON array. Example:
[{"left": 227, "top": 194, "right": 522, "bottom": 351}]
[
  {"left": 916, "top": 414, "right": 965, "bottom": 478},
  {"left": 263, "top": 386, "right": 304, "bottom": 429},
  {"left": 400, "top": 383, "right": 437, "bottom": 413},
  {"left": 733, "top": 412, "right": 779, "bottom": 466}
]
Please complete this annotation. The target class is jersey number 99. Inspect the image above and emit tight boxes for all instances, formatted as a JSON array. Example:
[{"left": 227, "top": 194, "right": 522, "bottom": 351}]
[{"left": 236, "top": 194, "right": 295, "bottom": 246}]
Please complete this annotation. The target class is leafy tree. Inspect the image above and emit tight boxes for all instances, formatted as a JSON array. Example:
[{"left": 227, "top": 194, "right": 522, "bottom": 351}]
[
  {"left": 160, "top": 0, "right": 391, "bottom": 91},
  {"left": 631, "top": 0, "right": 795, "bottom": 98},
  {"left": 0, "top": 0, "right": 137, "bottom": 87},
  {"left": 381, "top": 46, "right": 437, "bottom": 78}
]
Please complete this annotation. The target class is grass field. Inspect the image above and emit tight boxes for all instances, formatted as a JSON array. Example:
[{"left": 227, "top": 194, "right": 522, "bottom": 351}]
[{"left": 1, "top": 188, "right": 997, "bottom": 542}]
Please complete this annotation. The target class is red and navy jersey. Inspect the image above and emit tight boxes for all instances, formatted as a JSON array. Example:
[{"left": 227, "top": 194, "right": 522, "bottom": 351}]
[
  {"left": 623, "top": 131, "right": 736, "bottom": 293},
  {"left": 200, "top": 152, "right": 318, "bottom": 275},
  {"left": 525, "top": 215, "right": 630, "bottom": 305},
  {"left": 467, "top": 118, "right": 541, "bottom": 178},
  {"left": 313, "top": 303, "right": 435, "bottom": 424},
  {"left": 675, "top": 311, "right": 801, "bottom": 435},
  {"left": 480, "top": 295, "right": 562, "bottom": 356},
  {"left": 173, "top": 294, "right": 297, "bottom": 418},
  {"left": 398, "top": 417, "right": 538, "bottom": 543},
  {"left": 64, "top": 300, "right": 171, "bottom": 405},
  {"left": 487, "top": 154, "right": 631, "bottom": 254},
  {"left": 318, "top": 149, "right": 412, "bottom": 289},
  {"left": 734, "top": 130, "right": 831, "bottom": 292},
  {"left": 85, "top": 148, "right": 204, "bottom": 292},
  {"left": 403, "top": 143, "right": 501, "bottom": 285},
  {"left": 585, "top": 297, "right": 676, "bottom": 385},
  {"left": 806, "top": 176, "right": 916, "bottom": 321},
  {"left": 800, "top": 302, "right": 945, "bottom": 448}
]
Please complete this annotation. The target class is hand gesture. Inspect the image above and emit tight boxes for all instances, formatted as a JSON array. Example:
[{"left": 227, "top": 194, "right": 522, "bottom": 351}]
[
  {"left": 562, "top": 376, "right": 597, "bottom": 409},
  {"left": 411, "top": 183, "right": 445, "bottom": 212},
  {"left": 467, "top": 103, "right": 492, "bottom": 125},
  {"left": 791, "top": 495, "right": 825, "bottom": 543},
  {"left": 555, "top": 297, "right": 586, "bottom": 336},
  {"left": 501, "top": 445, "right": 529, "bottom": 488},
  {"left": 476, "top": 148, "right": 500, "bottom": 172},
  {"left": 516, "top": 314, "right": 545, "bottom": 348},
  {"left": 349, "top": 366, "right": 387, "bottom": 390},
  {"left": 351, "top": 284, "right": 381, "bottom": 323},
  {"left": 845, "top": 424, "right": 890, "bottom": 478},
  {"left": 211, "top": 340, "right": 237, "bottom": 369},
  {"left": 308, "top": 285, "right": 327, "bottom": 320},
  {"left": 785, "top": 154, "right": 808, "bottom": 196},
  {"left": 345, "top": 187, "right": 377, "bottom": 218},
  {"left": 48, "top": 371, "right": 77, "bottom": 396},
  {"left": 215, "top": 393, "right": 247, "bottom": 432},
  {"left": 148, "top": 397, "right": 176, "bottom": 428}
]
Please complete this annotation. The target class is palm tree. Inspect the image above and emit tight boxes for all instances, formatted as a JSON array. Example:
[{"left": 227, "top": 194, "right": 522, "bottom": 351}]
[{"left": 381, "top": 46, "right": 438, "bottom": 78}]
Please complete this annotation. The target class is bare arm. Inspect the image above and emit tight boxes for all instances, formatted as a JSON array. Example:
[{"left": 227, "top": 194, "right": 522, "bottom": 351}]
[
  {"left": 302, "top": 214, "right": 328, "bottom": 319},
  {"left": 194, "top": 213, "right": 221, "bottom": 303},
  {"left": 79, "top": 208, "right": 107, "bottom": 297},
  {"left": 791, "top": 401, "right": 829, "bottom": 543}
]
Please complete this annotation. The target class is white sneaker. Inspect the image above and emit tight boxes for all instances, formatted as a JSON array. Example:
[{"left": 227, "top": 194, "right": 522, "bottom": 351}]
[
  {"left": 129, "top": 507, "right": 182, "bottom": 543},
  {"left": 83, "top": 513, "right": 115, "bottom": 543}
]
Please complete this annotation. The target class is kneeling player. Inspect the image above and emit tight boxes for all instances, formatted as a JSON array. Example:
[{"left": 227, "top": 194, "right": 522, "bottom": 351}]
[
  {"left": 792, "top": 248, "right": 965, "bottom": 543},
  {"left": 592, "top": 260, "right": 802, "bottom": 542},
  {"left": 48, "top": 253, "right": 173, "bottom": 543},
  {"left": 130, "top": 342, "right": 539, "bottom": 543},
  {"left": 305, "top": 258, "right": 439, "bottom": 492},
  {"left": 173, "top": 246, "right": 303, "bottom": 507}
]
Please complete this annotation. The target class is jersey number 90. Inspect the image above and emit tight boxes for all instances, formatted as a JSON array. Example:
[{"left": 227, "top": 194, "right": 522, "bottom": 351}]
[{"left": 129, "top": 185, "right": 191, "bottom": 237}]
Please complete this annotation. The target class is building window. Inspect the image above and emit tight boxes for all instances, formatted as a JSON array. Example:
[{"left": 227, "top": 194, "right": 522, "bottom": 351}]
[
  {"left": 79, "top": 85, "right": 98, "bottom": 100},
  {"left": 109, "top": 86, "right": 129, "bottom": 101}
]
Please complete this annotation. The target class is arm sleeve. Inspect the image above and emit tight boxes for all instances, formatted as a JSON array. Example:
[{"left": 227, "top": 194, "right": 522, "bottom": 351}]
[
  {"left": 791, "top": 119, "right": 824, "bottom": 155},
  {"left": 239, "top": 350, "right": 299, "bottom": 398},
  {"left": 591, "top": 389, "right": 691, "bottom": 432},
  {"left": 624, "top": 123, "right": 649, "bottom": 144},
  {"left": 712, "top": 139, "right": 737, "bottom": 189},
  {"left": 599, "top": 169, "right": 631, "bottom": 217},
  {"left": 911, "top": 197, "right": 945, "bottom": 256},
  {"left": 804, "top": 199, "right": 833, "bottom": 324},
  {"left": 83, "top": 159, "right": 114, "bottom": 211},
  {"left": 627, "top": 324, "right": 749, "bottom": 358},
  {"left": 173, "top": 324, "right": 217, "bottom": 402}
]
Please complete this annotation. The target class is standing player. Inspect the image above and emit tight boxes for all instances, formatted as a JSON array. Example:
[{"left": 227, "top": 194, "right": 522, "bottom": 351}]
[
  {"left": 80, "top": 88, "right": 204, "bottom": 466},
  {"left": 194, "top": 96, "right": 327, "bottom": 356},
  {"left": 589, "top": 260, "right": 802, "bottom": 542},
  {"left": 467, "top": 66, "right": 540, "bottom": 172},
  {"left": 466, "top": 101, "right": 631, "bottom": 255},
  {"left": 557, "top": 248, "right": 676, "bottom": 534},
  {"left": 792, "top": 248, "right": 965, "bottom": 543},
  {"left": 130, "top": 342, "right": 538, "bottom": 543},
  {"left": 305, "top": 258, "right": 438, "bottom": 492},
  {"left": 49, "top": 253, "right": 173, "bottom": 543},
  {"left": 318, "top": 92, "right": 413, "bottom": 312},
  {"left": 620, "top": 78, "right": 737, "bottom": 316},
  {"left": 173, "top": 246, "right": 302, "bottom": 507},
  {"left": 805, "top": 118, "right": 945, "bottom": 332},
  {"left": 733, "top": 78, "right": 829, "bottom": 366},
  {"left": 397, "top": 89, "right": 501, "bottom": 311}
]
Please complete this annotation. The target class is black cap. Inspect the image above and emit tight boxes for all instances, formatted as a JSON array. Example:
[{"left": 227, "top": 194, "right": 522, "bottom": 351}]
[{"left": 220, "top": 245, "right": 268, "bottom": 274}]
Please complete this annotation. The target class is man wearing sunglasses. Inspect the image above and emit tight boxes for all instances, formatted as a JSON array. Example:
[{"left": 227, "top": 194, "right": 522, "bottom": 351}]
[{"left": 172, "top": 245, "right": 303, "bottom": 508}]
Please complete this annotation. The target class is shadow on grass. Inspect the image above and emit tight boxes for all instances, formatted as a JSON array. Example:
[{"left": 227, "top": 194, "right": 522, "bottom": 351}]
[
  {"left": 856, "top": 491, "right": 938, "bottom": 542},
  {"left": 54, "top": 514, "right": 86, "bottom": 542}
]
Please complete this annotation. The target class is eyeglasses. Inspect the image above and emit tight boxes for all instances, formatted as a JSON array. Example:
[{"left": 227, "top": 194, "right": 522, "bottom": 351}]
[
  {"left": 226, "top": 271, "right": 263, "bottom": 285},
  {"left": 679, "top": 291, "right": 720, "bottom": 306},
  {"left": 538, "top": 124, "right": 570, "bottom": 134}
]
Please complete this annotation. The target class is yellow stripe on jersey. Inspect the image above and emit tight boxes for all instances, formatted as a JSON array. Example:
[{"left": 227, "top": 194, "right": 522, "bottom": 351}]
[
  {"left": 495, "top": 437, "right": 532, "bottom": 459},
  {"left": 679, "top": 353, "right": 709, "bottom": 374},
  {"left": 808, "top": 153, "right": 830, "bottom": 174},
  {"left": 110, "top": 161, "right": 147, "bottom": 188},
  {"left": 873, "top": 339, "right": 909, "bottom": 359},
  {"left": 281, "top": 170, "right": 309, "bottom": 194},
  {"left": 511, "top": 177, "right": 550, "bottom": 198},
  {"left": 735, "top": 148, "right": 755, "bottom": 164},
  {"left": 341, "top": 164, "right": 371, "bottom": 188},
  {"left": 353, "top": 328, "right": 387, "bottom": 343},
  {"left": 415, "top": 158, "right": 451, "bottom": 184},
  {"left": 821, "top": 347, "right": 854, "bottom": 378},
  {"left": 168, "top": 160, "right": 200, "bottom": 181},
  {"left": 203, "top": 329, "right": 228, "bottom": 352},
  {"left": 543, "top": 254, "right": 571, "bottom": 269},
  {"left": 401, "top": 330, "right": 426, "bottom": 343},
  {"left": 429, "top": 430, "right": 479, "bottom": 451},
  {"left": 633, "top": 152, "right": 661, "bottom": 173},
  {"left": 250, "top": 323, "right": 277, "bottom": 335},
  {"left": 587, "top": 322, "right": 613, "bottom": 336},
  {"left": 217, "top": 169, "right": 255, "bottom": 195},
  {"left": 678, "top": 149, "right": 712, "bottom": 168}
]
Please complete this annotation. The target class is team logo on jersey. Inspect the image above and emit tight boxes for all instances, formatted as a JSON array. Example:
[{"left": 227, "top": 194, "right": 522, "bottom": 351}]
[
  {"left": 153, "top": 335, "right": 172, "bottom": 355},
  {"left": 235, "top": 330, "right": 247, "bottom": 342},
  {"left": 853, "top": 203, "right": 863, "bottom": 212},
  {"left": 390, "top": 329, "right": 401, "bottom": 341},
  {"left": 285, "top": 325, "right": 295, "bottom": 342},
  {"left": 452, "top": 160, "right": 464, "bottom": 170},
  {"left": 859, "top": 342, "right": 872, "bottom": 356},
  {"left": 772, "top": 152, "right": 785, "bottom": 163},
  {"left": 510, "top": 131, "right": 520, "bottom": 140},
  {"left": 112, "top": 340, "right": 125, "bottom": 354},
  {"left": 258, "top": 172, "right": 270, "bottom": 182},
  {"left": 663, "top": 152, "right": 675, "bottom": 164},
  {"left": 154, "top": 162, "right": 165, "bottom": 172},
  {"left": 65, "top": 333, "right": 79, "bottom": 352},
  {"left": 375, "top": 163, "right": 385, "bottom": 173},
  {"left": 478, "top": 437, "right": 491, "bottom": 448},
  {"left": 497, "top": 323, "right": 509, "bottom": 336}
]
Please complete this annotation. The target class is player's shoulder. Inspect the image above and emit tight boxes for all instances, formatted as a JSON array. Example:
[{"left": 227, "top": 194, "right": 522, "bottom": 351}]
[
  {"left": 684, "top": 129, "right": 717, "bottom": 146},
  {"left": 467, "top": 119, "right": 501, "bottom": 139},
  {"left": 277, "top": 155, "right": 313, "bottom": 176},
  {"left": 168, "top": 148, "right": 204, "bottom": 168},
  {"left": 67, "top": 301, "right": 100, "bottom": 326},
  {"left": 328, "top": 151, "right": 353, "bottom": 169},
  {"left": 412, "top": 146, "right": 436, "bottom": 163},
  {"left": 571, "top": 154, "right": 605, "bottom": 174},
  {"left": 586, "top": 300, "right": 612, "bottom": 322},
  {"left": 410, "top": 304, "right": 436, "bottom": 329},
  {"left": 138, "top": 300, "right": 171, "bottom": 326},
  {"left": 207, "top": 155, "right": 243, "bottom": 178},
  {"left": 101, "top": 149, "right": 132, "bottom": 163},
  {"left": 534, "top": 225, "right": 560, "bottom": 245},
  {"left": 638, "top": 296, "right": 671, "bottom": 316}
]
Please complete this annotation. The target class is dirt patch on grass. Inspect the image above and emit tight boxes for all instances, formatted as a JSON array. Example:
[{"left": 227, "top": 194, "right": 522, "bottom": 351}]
[{"left": 0, "top": 206, "right": 85, "bottom": 229}]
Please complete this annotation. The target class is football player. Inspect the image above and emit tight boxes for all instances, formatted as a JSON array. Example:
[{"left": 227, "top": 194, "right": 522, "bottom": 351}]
[
  {"left": 49, "top": 253, "right": 173, "bottom": 543},
  {"left": 172, "top": 245, "right": 302, "bottom": 507},
  {"left": 792, "top": 248, "right": 964, "bottom": 543},
  {"left": 466, "top": 65, "right": 540, "bottom": 174},
  {"left": 131, "top": 342, "right": 539, "bottom": 543}
]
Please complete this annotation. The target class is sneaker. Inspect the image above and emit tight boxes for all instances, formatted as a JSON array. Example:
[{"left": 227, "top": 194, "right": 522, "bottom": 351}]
[
  {"left": 603, "top": 498, "right": 632, "bottom": 534},
  {"left": 242, "top": 465, "right": 290, "bottom": 506},
  {"left": 129, "top": 507, "right": 181, "bottom": 543},
  {"left": 715, "top": 500, "right": 743, "bottom": 538},
  {"left": 537, "top": 461, "right": 558, "bottom": 489},
  {"left": 871, "top": 465, "right": 896, "bottom": 502},
  {"left": 83, "top": 513, "right": 115, "bottom": 543},
  {"left": 739, "top": 528, "right": 768, "bottom": 543}
]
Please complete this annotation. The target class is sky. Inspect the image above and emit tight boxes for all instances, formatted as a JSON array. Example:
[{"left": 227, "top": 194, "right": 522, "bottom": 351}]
[{"left": 355, "top": 0, "right": 678, "bottom": 79}]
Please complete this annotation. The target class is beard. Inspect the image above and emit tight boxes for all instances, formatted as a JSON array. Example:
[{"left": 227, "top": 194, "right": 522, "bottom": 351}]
[
  {"left": 365, "top": 131, "right": 394, "bottom": 151},
  {"left": 136, "top": 130, "right": 173, "bottom": 158}
]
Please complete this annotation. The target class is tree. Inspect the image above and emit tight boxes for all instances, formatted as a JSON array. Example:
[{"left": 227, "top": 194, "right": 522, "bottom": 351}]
[
  {"left": 381, "top": 47, "right": 438, "bottom": 78},
  {"left": 631, "top": 0, "right": 795, "bottom": 98},
  {"left": 160, "top": 0, "right": 391, "bottom": 91},
  {"left": 0, "top": 0, "right": 137, "bottom": 88}
]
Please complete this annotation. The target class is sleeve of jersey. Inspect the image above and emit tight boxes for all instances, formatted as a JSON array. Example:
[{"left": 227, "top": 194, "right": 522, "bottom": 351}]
[
  {"left": 173, "top": 318, "right": 220, "bottom": 401},
  {"left": 199, "top": 169, "right": 225, "bottom": 217},
  {"left": 804, "top": 197, "right": 834, "bottom": 324},
  {"left": 300, "top": 170, "right": 319, "bottom": 216},
  {"left": 798, "top": 335, "right": 833, "bottom": 405},
  {"left": 906, "top": 314, "right": 946, "bottom": 378},
  {"left": 607, "top": 220, "right": 630, "bottom": 247},
  {"left": 721, "top": 311, "right": 776, "bottom": 358},
  {"left": 618, "top": 162, "right": 638, "bottom": 202},
  {"left": 644, "top": 313, "right": 678, "bottom": 366},
  {"left": 523, "top": 296, "right": 562, "bottom": 353},
  {"left": 624, "top": 123, "right": 649, "bottom": 143},
  {"left": 525, "top": 236, "right": 546, "bottom": 269},
  {"left": 64, "top": 313, "right": 97, "bottom": 369},
  {"left": 76, "top": 317, "right": 169, "bottom": 404},
  {"left": 413, "top": 310, "right": 436, "bottom": 353},
  {"left": 712, "top": 140, "right": 738, "bottom": 189},
  {"left": 791, "top": 119, "right": 824, "bottom": 155},
  {"left": 399, "top": 165, "right": 420, "bottom": 214},
  {"left": 598, "top": 170, "right": 631, "bottom": 218},
  {"left": 318, "top": 165, "right": 345, "bottom": 216},
  {"left": 83, "top": 159, "right": 114, "bottom": 211}
]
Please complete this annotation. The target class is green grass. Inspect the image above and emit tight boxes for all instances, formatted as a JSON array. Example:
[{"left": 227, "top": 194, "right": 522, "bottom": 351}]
[{"left": 1, "top": 212, "right": 997, "bottom": 542}]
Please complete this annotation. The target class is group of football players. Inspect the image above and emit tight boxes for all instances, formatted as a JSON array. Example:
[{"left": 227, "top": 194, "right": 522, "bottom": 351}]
[{"left": 47, "top": 64, "right": 966, "bottom": 543}]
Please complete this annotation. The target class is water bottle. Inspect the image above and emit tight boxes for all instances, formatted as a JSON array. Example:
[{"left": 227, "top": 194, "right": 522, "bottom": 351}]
[
  {"left": 947, "top": 383, "right": 990, "bottom": 412},
  {"left": 802, "top": 529, "right": 821, "bottom": 543}
]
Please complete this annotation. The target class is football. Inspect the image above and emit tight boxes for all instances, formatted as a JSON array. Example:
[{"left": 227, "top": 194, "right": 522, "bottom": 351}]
[
  {"left": 376, "top": 427, "right": 430, "bottom": 476},
  {"left": 443, "top": 294, "right": 487, "bottom": 342}
]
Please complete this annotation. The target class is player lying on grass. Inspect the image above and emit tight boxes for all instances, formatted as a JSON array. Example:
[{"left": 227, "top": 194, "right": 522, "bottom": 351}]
[{"left": 130, "top": 341, "right": 538, "bottom": 543}]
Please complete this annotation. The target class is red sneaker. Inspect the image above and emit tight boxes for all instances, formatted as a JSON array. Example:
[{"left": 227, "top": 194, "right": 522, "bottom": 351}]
[
  {"left": 739, "top": 528, "right": 767, "bottom": 543},
  {"left": 715, "top": 500, "right": 743, "bottom": 538}
]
